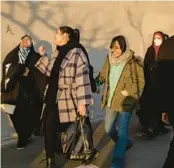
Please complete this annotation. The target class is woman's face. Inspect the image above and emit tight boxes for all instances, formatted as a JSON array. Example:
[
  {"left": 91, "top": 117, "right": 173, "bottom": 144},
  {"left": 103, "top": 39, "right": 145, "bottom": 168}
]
[
  {"left": 111, "top": 41, "right": 123, "bottom": 58},
  {"left": 21, "top": 37, "right": 32, "bottom": 48},
  {"left": 54, "top": 28, "right": 68, "bottom": 46},
  {"left": 153, "top": 34, "right": 163, "bottom": 47}
]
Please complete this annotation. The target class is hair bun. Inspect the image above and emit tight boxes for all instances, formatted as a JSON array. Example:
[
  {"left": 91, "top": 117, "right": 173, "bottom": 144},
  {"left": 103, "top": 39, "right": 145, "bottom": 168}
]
[
  {"left": 73, "top": 29, "right": 79, "bottom": 34},
  {"left": 73, "top": 28, "right": 80, "bottom": 43}
]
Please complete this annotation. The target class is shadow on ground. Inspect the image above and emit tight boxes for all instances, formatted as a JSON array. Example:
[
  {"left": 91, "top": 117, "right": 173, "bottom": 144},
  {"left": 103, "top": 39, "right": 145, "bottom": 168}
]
[{"left": 2, "top": 112, "right": 156, "bottom": 168}]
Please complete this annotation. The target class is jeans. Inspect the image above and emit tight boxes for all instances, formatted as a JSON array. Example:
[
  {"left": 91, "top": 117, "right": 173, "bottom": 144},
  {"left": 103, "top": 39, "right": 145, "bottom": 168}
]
[{"left": 105, "top": 107, "right": 132, "bottom": 168}]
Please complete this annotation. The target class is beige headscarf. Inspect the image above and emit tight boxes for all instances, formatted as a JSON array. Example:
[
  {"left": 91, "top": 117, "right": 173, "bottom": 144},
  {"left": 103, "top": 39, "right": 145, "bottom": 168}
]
[{"left": 108, "top": 37, "right": 130, "bottom": 66}]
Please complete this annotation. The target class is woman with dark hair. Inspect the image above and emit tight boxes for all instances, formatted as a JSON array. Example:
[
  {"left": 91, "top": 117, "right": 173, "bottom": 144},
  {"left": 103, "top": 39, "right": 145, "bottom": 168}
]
[
  {"left": 1, "top": 35, "right": 44, "bottom": 149},
  {"left": 137, "top": 31, "right": 169, "bottom": 138},
  {"left": 36, "top": 26, "right": 95, "bottom": 167},
  {"left": 95, "top": 35, "right": 144, "bottom": 168}
]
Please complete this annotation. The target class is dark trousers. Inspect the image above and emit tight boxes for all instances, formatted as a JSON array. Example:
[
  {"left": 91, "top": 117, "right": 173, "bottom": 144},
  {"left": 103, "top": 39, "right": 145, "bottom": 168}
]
[
  {"left": 44, "top": 104, "right": 71, "bottom": 158},
  {"left": 10, "top": 115, "right": 32, "bottom": 142},
  {"left": 44, "top": 109, "right": 58, "bottom": 158},
  {"left": 163, "top": 109, "right": 174, "bottom": 168},
  {"left": 138, "top": 89, "right": 162, "bottom": 130},
  {"left": 10, "top": 76, "right": 42, "bottom": 142},
  {"left": 10, "top": 103, "right": 39, "bottom": 142}
]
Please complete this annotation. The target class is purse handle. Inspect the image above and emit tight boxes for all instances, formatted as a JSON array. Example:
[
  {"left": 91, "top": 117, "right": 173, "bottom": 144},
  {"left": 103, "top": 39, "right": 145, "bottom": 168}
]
[{"left": 70, "top": 90, "right": 88, "bottom": 152}]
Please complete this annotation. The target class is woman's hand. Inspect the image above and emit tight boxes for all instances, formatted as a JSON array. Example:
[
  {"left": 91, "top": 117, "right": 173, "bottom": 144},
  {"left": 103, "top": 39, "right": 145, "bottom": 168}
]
[
  {"left": 38, "top": 45, "right": 46, "bottom": 56},
  {"left": 23, "top": 67, "right": 29, "bottom": 76},
  {"left": 78, "top": 104, "right": 87, "bottom": 117},
  {"left": 121, "top": 89, "right": 129, "bottom": 97}
]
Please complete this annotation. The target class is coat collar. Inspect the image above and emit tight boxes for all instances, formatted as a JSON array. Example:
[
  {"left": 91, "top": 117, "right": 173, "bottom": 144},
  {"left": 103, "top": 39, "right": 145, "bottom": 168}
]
[
  {"left": 59, "top": 47, "right": 80, "bottom": 78},
  {"left": 106, "top": 49, "right": 135, "bottom": 68}
]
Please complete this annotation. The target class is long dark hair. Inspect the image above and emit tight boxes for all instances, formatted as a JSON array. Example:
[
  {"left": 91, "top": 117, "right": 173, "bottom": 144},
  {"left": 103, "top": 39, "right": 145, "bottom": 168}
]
[
  {"left": 110, "top": 35, "right": 127, "bottom": 53},
  {"left": 59, "top": 26, "right": 80, "bottom": 43}
]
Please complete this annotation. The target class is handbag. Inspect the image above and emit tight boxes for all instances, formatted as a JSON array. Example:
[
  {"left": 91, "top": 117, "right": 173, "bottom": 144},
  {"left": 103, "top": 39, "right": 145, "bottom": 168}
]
[
  {"left": 59, "top": 86, "right": 94, "bottom": 160},
  {"left": 1, "top": 62, "right": 20, "bottom": 105},
  {"left": 60, "top": 115, "right": 94, "bottom": 160},
  {"left": 1, "top": 82, "right": 19, "bottom": 105}
]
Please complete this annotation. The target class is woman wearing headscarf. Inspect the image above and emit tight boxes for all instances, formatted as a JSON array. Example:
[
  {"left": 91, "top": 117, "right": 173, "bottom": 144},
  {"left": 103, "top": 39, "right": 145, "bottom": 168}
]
[
  {"left": 1, "top": 35, "right": 45, "bottom": 150},
  {"left": 95, "top": 35, "right": 144, "bottom": 168},
  {"left": 137, "top": 31, "right": 169, "bottom": 138},
  {"left": 35, "top": 26, "right": 95, "bottom": 168}
]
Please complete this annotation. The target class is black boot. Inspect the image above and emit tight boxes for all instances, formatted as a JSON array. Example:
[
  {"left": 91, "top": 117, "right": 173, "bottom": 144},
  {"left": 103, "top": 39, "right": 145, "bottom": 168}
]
[
  {"left": 154, "top": 125, "right": 169, "bottom": 135},
  {"left": 46, "top": 157, "right": 55, "bottom": 168}
]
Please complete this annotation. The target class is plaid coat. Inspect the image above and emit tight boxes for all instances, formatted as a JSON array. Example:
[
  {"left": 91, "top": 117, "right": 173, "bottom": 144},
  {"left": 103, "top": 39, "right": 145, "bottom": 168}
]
[{"left": 35, "top": 48, "right": 94, "bottom": 123}]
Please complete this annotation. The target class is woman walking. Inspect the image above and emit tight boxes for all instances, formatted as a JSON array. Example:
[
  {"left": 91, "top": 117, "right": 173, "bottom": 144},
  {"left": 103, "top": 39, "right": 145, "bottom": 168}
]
[
  {"left": 137, "top": 31, "right": 169, "bottom": 137},
  {"left": 36, "top": 26, "right": 95, "bottom": 167},
  {"left": 1, "top": 35, "right": 44, "bottom": 149},
  {"left": 95, "top": 35, "right": 144, "bottom": 168}
]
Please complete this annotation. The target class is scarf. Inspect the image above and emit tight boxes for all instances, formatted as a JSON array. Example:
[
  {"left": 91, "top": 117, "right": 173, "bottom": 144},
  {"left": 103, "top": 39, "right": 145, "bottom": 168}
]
[
  {"left": 45, "top": 41, "right": 77, "bottom": 107},
  {"left": 18, "top": 47, "right": 30, "bottom": 64},
  {"left": 108, "top": 49, "right": 130, "bottom": 67}
]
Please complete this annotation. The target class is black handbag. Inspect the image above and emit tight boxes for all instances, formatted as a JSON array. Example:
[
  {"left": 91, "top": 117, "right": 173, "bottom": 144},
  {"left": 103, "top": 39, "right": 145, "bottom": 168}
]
[
  {"left": 1, "top": 82, "right": 19, "bottom": 105},
  {"left": 60, "top": 115, "right": 94, "bottom": 160},
  {"left": 1, "top": 62, "right": 21, "bottom": 105}
]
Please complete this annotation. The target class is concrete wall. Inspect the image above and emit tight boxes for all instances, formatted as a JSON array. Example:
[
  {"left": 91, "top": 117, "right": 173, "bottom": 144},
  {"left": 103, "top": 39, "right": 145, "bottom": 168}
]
[{"left": 1, "top": 1, "right": 174, "bottom": 146}]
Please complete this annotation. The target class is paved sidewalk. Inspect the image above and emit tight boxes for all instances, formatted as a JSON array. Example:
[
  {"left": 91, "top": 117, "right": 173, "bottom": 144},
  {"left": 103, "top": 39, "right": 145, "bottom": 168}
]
[{"left": 2, "top": 117, "right": 173, "bottom": 168}]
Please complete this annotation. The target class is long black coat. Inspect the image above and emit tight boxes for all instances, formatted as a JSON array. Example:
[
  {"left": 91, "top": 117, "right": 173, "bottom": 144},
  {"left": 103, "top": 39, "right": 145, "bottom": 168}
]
[
  {"left": 1, "top": 44, "right": 48, "bottom": 138},
  {"left": 143, "top": 46, "right": 158, "bottom": 92},
  {"left": 138, "top": 45, "right": 161, "bottom": 128},
  {"left": 157, "top": 35, "right": 174, "bottom": 114},
  {"left": 1, "top": 45, "right": 48, "bottom": 99}
]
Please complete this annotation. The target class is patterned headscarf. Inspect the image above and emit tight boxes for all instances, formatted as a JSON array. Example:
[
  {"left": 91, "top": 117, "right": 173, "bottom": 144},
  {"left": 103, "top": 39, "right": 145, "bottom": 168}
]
[{"left": 18, "top": 35, "right": 32, "bottom": 64}]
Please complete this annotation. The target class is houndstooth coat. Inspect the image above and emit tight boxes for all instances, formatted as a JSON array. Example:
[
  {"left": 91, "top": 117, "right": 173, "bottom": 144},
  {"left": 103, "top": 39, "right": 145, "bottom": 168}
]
[{"left": 35, "top": 48, "right": 94, "bottom": 123}]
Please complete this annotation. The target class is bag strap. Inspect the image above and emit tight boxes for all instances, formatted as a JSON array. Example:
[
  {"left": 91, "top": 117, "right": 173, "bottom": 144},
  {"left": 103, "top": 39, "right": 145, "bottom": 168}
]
[
  {"left": 79, "top": 116, "right": 88, "bottom": 152},
  {"left": 69, "top": 89, "right": 88, "bottom": 152}
]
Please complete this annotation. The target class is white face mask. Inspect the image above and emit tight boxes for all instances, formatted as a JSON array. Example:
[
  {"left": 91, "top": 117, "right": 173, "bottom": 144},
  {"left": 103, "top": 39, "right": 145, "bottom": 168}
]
[{"left": 154, "top": 38, "right": 162, "bottom": 46}]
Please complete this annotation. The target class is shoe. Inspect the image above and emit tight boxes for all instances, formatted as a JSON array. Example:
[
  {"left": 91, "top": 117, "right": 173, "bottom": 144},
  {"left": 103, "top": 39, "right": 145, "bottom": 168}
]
[
  {"left": 28, "top": 136, "right": 32, "bottom": 141},
  {"left": 147, "top": 128, "right": 156, "bottom": 138},
  {"left": 143, "top": 127, "right": 155, "bottom": 138},
  {"left": 17, "top": 136, "right": 32, "bottom": 150},
  {"left": 81, "top": 148, "right": 99, "bottom": 165},
  {"left": 154, "top": 126, "right": 169, "bottom": 135},
  {"left": 33, "top": 129, "right": 44, "bottom": 137},
  {"left": 126, "top": 142, "right": 134, "bottom": 151},
  {"left": 137, "top": 127, "right": 155, "bottom": 139},
  {"left": 17, "top": 140, "right": 25, "bottom": 150},
  {"left": 46, "top": 157, "right": 55, "bottom": 168}
]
